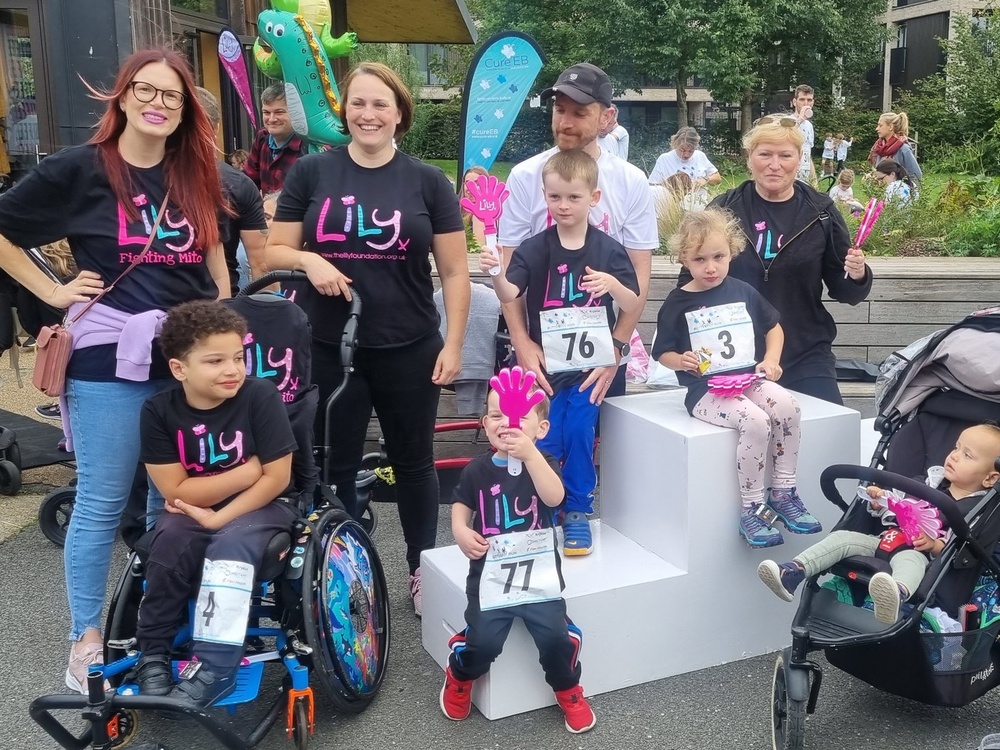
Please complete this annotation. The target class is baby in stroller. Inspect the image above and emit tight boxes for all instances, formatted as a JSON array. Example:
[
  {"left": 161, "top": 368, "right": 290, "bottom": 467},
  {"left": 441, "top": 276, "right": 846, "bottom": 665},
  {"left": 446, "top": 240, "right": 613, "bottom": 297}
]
[
  {"left": 133, "top": 300, "right": 299, "bottom": 707},
  {"left": 758, "top": 423, "right": 1000, "bottom": 623}
]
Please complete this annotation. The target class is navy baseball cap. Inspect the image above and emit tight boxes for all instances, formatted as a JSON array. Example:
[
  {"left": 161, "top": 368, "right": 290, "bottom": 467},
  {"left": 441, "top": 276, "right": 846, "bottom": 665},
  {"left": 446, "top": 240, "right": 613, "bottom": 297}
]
[{"left": 540, "top": 63, "right": 613, "bottom": 107}]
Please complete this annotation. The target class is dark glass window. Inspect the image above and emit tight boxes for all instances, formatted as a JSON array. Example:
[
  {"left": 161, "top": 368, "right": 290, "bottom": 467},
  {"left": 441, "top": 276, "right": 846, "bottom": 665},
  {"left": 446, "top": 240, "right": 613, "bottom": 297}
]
[{"left": 170, "top": 0, "right": 229, "bottom": 20}]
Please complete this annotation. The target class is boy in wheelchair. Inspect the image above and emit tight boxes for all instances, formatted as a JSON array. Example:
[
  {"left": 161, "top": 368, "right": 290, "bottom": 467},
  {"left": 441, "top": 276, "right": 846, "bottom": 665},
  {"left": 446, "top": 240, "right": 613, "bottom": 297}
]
[
  {"left": 758, "top": 423, "right": 1000, "bottom": 623},
  {"left": 133, "top": 300, "right": 298, "bottom": 707}
]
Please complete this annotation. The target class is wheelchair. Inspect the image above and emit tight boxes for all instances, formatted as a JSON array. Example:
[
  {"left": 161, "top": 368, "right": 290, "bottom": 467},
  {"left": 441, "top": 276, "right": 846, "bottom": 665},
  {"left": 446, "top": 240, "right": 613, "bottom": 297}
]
[{"left": 30, "top": 273, "right": 391, "bottom": 749}]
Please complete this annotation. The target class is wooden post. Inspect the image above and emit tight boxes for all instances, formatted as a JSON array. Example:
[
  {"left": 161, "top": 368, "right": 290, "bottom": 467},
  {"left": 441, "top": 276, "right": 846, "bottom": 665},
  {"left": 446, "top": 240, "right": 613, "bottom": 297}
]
[
  {"left": 330, "top": 0, "right": 350, "bottom": 81},
  {"left": 131, "top": 0, "right": 173, "bottom": 50}
]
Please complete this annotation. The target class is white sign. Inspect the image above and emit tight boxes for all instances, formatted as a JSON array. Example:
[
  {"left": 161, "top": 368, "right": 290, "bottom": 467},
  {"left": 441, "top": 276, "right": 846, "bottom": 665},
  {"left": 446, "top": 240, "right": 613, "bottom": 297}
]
[
  {"left": 479, "top": 528, "right": 561, "bottom": 610},
  {"left": 685, "top": 302, "right": 755, "bottom": 375},
  {"left": 193, "top": 559, "right": 255, "bottom": 646},
  {"left": 540, "top": 307, "right": 615, "bottom": 373}
]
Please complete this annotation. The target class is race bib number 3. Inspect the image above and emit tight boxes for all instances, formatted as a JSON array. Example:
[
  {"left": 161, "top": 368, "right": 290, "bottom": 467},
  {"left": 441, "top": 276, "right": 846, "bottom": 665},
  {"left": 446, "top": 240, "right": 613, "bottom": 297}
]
[
  {"left": 540, "top": 307, "right": 615, "bottom": 373},
  {"left": 685, "top": 302, "right": 756, "bottom": 375},
  {"left": 479, "top": 529, "right": 562, "bottom": 611}
]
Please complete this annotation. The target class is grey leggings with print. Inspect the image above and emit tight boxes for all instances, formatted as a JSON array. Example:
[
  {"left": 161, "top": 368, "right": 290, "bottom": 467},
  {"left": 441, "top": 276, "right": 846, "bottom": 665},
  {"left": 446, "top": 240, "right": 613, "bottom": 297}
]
[{"left": 693, "top": 379, "right": 801, "bottom": 506}]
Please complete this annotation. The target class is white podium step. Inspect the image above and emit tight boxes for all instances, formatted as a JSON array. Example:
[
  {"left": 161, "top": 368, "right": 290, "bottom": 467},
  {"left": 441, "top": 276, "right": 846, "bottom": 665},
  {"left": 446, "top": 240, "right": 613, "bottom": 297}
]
[{"left": 421, "top": 389, "right": 863, "bottom": 720}]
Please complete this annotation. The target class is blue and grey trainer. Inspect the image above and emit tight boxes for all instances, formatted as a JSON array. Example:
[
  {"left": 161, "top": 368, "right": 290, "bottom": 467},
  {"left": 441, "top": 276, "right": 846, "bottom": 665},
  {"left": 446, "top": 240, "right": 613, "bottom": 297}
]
[
  {"left": 739, "top": 504, "right": 784, "bottom": 548},
  {"left": 768, "top": 488, "right": 823, "bottom": 534},
  {"left": 757, "top": 560, "right": 805, "bottom": 602}
]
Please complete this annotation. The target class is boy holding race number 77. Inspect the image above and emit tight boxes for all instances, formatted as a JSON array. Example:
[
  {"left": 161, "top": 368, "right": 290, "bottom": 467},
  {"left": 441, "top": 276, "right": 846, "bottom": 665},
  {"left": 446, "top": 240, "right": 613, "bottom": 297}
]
[{"left": 480, "top": 149, "right": 640, "bottom": 557}]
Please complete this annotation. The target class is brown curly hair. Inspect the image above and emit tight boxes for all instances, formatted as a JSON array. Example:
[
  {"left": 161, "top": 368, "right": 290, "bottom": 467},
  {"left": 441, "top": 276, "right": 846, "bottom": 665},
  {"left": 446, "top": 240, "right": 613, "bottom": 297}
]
[{"left": 159, "top": 300, "right": 247, "bottom": 361}]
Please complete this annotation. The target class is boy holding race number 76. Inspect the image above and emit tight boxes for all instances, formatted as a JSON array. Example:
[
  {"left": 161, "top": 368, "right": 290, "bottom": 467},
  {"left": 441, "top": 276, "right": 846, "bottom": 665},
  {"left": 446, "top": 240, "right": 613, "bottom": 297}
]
[{"left": 481, "top": 149, "right": 640, "bottom": 557}]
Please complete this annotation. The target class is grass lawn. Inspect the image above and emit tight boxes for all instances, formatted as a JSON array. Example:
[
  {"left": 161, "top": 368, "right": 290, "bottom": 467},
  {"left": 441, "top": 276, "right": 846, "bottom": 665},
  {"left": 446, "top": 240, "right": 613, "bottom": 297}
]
[{"left": 425, "top": 160, "right": 516, "bottom": 185}]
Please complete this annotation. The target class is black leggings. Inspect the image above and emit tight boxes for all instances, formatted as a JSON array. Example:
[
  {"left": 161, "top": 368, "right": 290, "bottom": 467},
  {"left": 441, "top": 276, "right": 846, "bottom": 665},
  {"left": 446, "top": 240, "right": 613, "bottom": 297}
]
[
  {"left": 780, "top": 374, "right": 844, "bottom": 406},
  {"left": 312, "top": 333, "right": 443, "bottom": 573}
]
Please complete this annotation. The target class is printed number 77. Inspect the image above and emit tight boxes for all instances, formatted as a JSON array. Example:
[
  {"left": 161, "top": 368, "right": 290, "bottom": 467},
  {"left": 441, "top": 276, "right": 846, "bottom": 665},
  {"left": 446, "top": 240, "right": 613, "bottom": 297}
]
[{"left": 500, "top": 559, "right": 534, "bottom": 594}]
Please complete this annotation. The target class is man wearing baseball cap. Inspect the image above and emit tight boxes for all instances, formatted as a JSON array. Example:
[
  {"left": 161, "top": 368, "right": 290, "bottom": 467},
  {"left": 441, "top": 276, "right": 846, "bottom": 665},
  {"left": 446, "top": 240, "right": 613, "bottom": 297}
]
[{"left": 496, "top": 62, "right": 657, "bottom": 556}]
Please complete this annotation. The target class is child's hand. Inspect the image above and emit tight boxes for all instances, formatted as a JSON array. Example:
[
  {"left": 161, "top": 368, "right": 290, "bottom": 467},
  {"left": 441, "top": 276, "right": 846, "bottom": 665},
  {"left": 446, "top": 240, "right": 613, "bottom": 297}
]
[
  {"left": 580, "top": 267, "right": 614, "bottom": 298},
  {"left": 755, "top": 359, "right": 783, "bottom": 381},
  {"left": 866, "top": 485, "right": 885, "bottom": 511},
  {"left": 169, "top": 498, "right": 221, "bottom": 530},
  {"left": 678, "top": 350, "right": 701, "bottom": 374},
  {"left": 479, "top": 246, "right": 500, "bottom": 274},
  {"left": 912, "top": 531, "right": 945, "bottom": 555},
  {"left": 454, "top": 525, "right": 489, "bottom": 560},
  {"left": 501, "top": 426, "right": 539, "bottom": 462}
]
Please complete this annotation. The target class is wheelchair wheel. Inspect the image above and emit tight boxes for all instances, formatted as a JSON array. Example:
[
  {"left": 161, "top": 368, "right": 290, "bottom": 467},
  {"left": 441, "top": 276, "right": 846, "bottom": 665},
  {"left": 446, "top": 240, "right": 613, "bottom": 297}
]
[
  {"left": 772, "top": 653, "right": 806, "bottom": 750},
  {"left": 39, "top": 486, "right": 76, "bottom": 546},
  {"left": 293, "top": 698, "right": 309, "bottom": 750},
  {"left": 0, "top": 459, "right": 21, "bottom": 495},
  {"left": 301, "top": 508, "right": 390, "bottom": 714},
  {"left": 4, "top": 439, "right": 21, "bottom": 470}
]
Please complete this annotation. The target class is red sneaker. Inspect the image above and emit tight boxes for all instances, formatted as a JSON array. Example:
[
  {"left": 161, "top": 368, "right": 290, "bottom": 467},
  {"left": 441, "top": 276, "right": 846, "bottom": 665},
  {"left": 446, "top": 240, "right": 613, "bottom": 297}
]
[
  {"left": 555, "top": 685, "right": 596, "bottom": 733},
  {"left": 439, "top": 667, "right": 473, "bottom": 720}
]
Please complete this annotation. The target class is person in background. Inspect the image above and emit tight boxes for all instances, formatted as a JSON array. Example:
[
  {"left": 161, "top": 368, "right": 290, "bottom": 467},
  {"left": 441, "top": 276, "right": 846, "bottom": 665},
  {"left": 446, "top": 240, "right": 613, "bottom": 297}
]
[
  {"left": 244, "top": 83, "right": 308, "bottom": 195},
  {"left": 835, "top": 133, "right": 851, "bottom": 173},
  {"left": 791, "top": 84, "right": 816, "bottom": 186},
  {"left": 460, "top": 165, "right": 489, "bottom": 248},
  {"left": 264, "top": 61, "right": 470, "bottom": 617},
  {"left": 647, "top": 127, "right": 721, "bottom": 210},
  {"left": 0, "top": 47, "right": 229, "bottom": 694},
  {"left": 597, "top": 104, "right": 629, "bottom": 161},
  {"left": 828, "top": 169, "right": 864, "bottom": 213},
  {"left": 228, "top": 149, "right": 249, "bottom": 171},
  {"left": 821, "top": 133, "right": 835, "bottom": 177},
  {"left": 870, "top": 111, "right": 922, "bottom": 188},
  {"left": 873, "top": 159, "right": 913, "bottom": 207}
]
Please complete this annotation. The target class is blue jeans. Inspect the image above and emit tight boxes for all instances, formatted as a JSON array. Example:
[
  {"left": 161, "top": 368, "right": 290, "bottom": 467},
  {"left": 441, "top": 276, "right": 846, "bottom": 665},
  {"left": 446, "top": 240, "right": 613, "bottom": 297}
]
[
  {"left": 537, "top": 384, "right": 599, "bottom": 515},
  {"left": 64, "top": 377, "right": 168, "bottom": 640}
]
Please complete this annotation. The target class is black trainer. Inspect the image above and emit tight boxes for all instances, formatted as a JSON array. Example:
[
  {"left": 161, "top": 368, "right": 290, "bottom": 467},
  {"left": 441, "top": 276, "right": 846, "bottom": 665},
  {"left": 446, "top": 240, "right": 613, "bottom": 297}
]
[
  {"left": 134, "top": 654, "right": 174, "bottom": 696},
  {"left": 167, "top": 663, "right": 238, "bottom": 709}
]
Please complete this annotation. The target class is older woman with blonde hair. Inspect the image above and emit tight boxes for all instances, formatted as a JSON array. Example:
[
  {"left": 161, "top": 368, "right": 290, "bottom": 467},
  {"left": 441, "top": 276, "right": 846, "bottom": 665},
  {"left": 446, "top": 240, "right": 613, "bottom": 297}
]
[{"left": 678, "top": 115, "right": 872, "bottom": 405}]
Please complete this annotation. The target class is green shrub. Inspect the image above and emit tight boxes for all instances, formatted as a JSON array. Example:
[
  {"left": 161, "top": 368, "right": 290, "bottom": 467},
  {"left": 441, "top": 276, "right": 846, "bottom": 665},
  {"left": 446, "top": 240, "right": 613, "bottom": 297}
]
[
  {"left": 403, "top": 102, "right": 462, "bottom": 160},
  {"left": 497, "top": 107, "right": 550, "bottom": 164}
]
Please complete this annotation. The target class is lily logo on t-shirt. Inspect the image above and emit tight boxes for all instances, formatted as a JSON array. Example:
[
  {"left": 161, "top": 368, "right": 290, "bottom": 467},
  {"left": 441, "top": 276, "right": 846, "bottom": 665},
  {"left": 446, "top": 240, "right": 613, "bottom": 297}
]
[
  {"left": 177, "top": 425, "right": 245, "bottom": 473},
  {"left": 117, "top": 193, "right": 200, "bottom": 265},
  {"left": 243, "top": 332, "right": 300, "bottom": 402},
  {"left": 754, "top": 220, "right": 782, "bottom": 260},
  {"left": 543, "top": 262, "right": 603, "bottom": 309},
  {"left": 478, "top": 482, "right": 543, "bottom": 535},
  {"left": 315, "top": 194, "right": 406, "bottom": 258}
]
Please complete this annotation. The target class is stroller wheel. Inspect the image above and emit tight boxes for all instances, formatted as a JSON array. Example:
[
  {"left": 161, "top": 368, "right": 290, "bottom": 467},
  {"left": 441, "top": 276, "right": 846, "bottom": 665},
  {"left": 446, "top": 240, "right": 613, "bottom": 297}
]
[
  {"left": 109, "top": 707, "right": 140, "bottom": 747},
  {"left": 772, "top": 653, "right": 807, "bottom": 750},
  {"left": 39, "top": 486, "right": 76, "bottom": 546},
  {"left": 0, "top": 459, "right": 21, "bottom": 495}
]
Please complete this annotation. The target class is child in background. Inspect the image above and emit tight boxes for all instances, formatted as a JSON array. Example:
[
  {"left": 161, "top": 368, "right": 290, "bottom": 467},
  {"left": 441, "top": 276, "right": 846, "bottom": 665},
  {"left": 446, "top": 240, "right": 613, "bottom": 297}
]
[
  {"left": 441, "top": 386, "right": 595, "bottom": 733},
  {"left": 481, "top": 149, "right": 641, "bottom": 556},
  {"left": 652, "top": 209, "right": 822, "bottom": 548},
  {"left": 133, "top": 300, "right": 297, "bottom": 707},
  {"left": 758, "top": 424, "right": 1000, "bottom": 623},
  {"left": 821, "top": 133, "right": 836, "bottom": 177},
  {"left": 874, "top": 158, "right": 914, "bottom": 206},
  {"left": 835, "top": 133, "right": 851, "bottom": 172},
  {"left": 228, "top": 149, "right": 249, "bottom": 171},
  {"left": 460, "top": 165, "right": 489, "bottom": 248},
  {"left": 828, "top": 169, "right": 864, "bottom": 213}
]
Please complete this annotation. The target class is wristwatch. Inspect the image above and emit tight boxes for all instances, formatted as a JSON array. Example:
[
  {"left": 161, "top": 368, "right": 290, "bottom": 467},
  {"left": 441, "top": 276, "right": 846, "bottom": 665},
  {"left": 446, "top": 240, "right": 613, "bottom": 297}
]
[{"left": 612, "top": 337, "right": 631, "bottom": 359}]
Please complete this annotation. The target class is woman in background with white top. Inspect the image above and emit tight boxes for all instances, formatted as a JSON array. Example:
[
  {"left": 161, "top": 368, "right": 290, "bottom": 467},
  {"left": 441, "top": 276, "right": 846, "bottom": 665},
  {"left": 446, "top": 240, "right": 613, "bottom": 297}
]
[{"left": 648, "top": 127, "right": 721, "bottom": 208}]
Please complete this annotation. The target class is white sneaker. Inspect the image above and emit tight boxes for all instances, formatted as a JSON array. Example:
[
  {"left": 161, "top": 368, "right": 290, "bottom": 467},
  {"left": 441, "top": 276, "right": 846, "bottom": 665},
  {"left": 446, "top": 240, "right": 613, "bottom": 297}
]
[
  {"left": 409, "top": 568, "right": 422, "bottom": 618},
  {"left": 65, "top": 641, "right": 106, "bottom": 694},
  {"left": 869, "top": 572, "right": 902, "bottom": 624}
]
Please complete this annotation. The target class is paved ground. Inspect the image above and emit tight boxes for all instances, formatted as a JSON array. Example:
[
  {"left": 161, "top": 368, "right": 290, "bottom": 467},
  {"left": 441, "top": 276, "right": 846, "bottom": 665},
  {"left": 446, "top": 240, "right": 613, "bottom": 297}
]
[{"left": 1, "top": 347, "right": 998, "bottom": 749}]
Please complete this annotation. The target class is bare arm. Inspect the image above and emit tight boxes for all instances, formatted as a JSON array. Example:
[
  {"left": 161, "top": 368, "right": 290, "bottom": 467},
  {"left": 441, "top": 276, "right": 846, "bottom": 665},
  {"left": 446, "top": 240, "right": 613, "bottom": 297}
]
[
  {"left": 146, "top": 456, "right": 263, "bottom": 509},
  {"left": 202, "top": 454, "right": 293, "bottom": 528},
  {"left": 240, "top": 227, "right": 269, "bottom": 281},
  {"left": 756, "top": 323, "right": 785, "bottom": 381},
  {"left": 498, "top": 242, "right": 552, "bottom": 395},
  {"left": 205, "top": 242, "right": 230, "bottom": 299},
  {"left": 483, "top": 243, "right": 522, "bottom": 303},
  {"left": 265, "top": 220, "right": 353, "bottom": 299},
  {"left": 451, "top": 503, "right": 489, "bottom": 560},
  {"left": 431, "top": 230, "right": 471, "bottom": 386},
  {"left": 0, "top": 232, "right": 103, "bottom": 308},
  {"left": 659, "top": 350, "right": 700, "bottom": 374}
]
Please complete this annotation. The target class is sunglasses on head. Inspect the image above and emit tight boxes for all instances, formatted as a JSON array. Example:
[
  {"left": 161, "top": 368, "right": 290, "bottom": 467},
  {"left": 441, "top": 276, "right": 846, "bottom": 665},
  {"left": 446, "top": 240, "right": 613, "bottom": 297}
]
[{"left": 754, "top": 114, "right": 799, "bottom": 128}]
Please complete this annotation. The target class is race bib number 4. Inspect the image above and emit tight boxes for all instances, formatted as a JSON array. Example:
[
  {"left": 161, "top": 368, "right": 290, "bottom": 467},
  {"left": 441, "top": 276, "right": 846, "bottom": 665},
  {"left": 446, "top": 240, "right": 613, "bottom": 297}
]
[
  {"left": 540, "top": 307, "right": 615, "bottom": 373},
  {"left": 193, "top": 559, "right": 255, "bottom": 646},
  {"left": 479, "top": 529, "right": 562, "bottom": 611},
  {"left": 685, "top": 302, "right": 755, "bottom": 375}
]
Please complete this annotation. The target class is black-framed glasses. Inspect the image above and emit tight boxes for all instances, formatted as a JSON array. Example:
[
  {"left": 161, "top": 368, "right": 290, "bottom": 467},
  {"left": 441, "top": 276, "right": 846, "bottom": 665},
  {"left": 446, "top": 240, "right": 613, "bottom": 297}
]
[
  {"left": 128, "top": 81, "right": 186, "bottom": 110},
  {"left": 754, "top": 114, "right": 798, "bottom": 128}
]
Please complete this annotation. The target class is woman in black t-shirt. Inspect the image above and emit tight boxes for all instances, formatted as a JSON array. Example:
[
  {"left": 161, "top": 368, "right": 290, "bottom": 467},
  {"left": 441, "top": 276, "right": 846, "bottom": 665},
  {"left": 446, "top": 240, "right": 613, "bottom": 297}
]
[
  {"left": 0, "top": 48, "right": 228, "bottom": 693},
  {"left": 265, "top": 62, "right": 470, "bottom": 616},
  {"left": 680, "top": 117, "right": 873, "bottom": 404}
]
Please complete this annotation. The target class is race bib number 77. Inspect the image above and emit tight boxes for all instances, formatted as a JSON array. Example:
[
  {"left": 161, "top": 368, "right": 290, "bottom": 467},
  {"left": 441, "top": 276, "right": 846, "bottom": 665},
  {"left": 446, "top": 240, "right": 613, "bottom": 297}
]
[{"left": 479, "top": 529, "right": 562, "bottom": 611}]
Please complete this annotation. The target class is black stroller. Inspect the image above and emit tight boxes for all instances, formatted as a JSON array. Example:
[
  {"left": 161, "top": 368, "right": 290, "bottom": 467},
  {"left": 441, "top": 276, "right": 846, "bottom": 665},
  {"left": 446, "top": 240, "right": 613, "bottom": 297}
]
[{"left": 772, "top": 308, "right": 1000, "bottom": 749}]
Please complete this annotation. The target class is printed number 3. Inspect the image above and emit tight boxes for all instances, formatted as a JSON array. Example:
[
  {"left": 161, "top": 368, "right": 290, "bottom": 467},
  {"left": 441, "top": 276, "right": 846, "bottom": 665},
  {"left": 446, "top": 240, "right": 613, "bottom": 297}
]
[
  {"left": 561, "top": 331, "right": 595, "bottom": 360},
  {"left": 500, "top": 559, "right": 534, "bottom": 594},
  {"left": 718, "top": 330, "right": 735, "bottom": 359}
]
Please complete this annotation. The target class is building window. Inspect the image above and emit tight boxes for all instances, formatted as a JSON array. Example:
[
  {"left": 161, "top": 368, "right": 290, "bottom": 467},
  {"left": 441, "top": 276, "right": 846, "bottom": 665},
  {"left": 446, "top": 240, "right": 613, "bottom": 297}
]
[
  {"left": 896, "top": 23, "right": 907, "bottom": 48},
  {"left": 170, "top": 0, "right": 229, "bottom": 19}
]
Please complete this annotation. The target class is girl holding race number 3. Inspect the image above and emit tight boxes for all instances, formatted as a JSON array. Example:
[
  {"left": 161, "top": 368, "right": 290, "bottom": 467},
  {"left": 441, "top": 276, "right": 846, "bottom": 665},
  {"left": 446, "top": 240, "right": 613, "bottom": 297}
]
[{"left": 652, "top": 209, "right": 822, "bottom": 550}]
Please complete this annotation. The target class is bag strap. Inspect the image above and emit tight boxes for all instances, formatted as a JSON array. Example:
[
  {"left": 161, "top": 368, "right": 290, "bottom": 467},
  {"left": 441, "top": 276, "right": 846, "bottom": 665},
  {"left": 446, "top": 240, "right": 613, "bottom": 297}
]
[{"left": 67, "top": 188, "right": 172, "bottom": 326}]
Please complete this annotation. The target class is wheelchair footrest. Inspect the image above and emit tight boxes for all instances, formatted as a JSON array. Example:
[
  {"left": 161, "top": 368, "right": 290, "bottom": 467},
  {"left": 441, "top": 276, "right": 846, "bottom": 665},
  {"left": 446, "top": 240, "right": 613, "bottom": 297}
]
[{"left": 213, "top": 662, "right": 266, "bottom": 708}]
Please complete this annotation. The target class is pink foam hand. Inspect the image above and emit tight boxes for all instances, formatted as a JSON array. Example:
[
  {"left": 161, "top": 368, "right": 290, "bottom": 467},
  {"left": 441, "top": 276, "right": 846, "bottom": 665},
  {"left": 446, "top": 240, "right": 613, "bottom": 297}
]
[
  {"left": 490, "top": 366, "right": 544, "bottom": 429},
  {"left": 707, "top": 373, "right": 762, "bottom": 397},
  {"left": 459, "top": 174, "right": 510, "bottom": 235},
  {"left": 886, "top": 495, "right": 944, "bottom": 544}
]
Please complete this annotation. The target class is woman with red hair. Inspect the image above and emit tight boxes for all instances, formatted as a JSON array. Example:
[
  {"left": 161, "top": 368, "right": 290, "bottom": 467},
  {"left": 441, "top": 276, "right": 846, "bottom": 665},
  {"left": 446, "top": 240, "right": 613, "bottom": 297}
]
[{"left": 0, "top": 48, "right": 229, "bottom": 692}]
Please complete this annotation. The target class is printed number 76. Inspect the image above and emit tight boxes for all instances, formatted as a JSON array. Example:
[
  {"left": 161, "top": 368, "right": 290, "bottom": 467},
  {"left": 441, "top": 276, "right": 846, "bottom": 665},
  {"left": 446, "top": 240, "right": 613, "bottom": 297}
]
[
  {"left": 562, "top": 332, "right": 594, "bottom": 360},
  {"left": 500, "top": 559, "right": 534, "bottom": 594}
]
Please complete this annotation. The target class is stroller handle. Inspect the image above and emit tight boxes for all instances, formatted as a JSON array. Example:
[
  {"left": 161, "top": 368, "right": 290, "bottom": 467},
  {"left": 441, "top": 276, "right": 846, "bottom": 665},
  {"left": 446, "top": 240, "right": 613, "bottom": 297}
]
[{"left": 820, "top": 464, "right": 971, "bottom": 538}]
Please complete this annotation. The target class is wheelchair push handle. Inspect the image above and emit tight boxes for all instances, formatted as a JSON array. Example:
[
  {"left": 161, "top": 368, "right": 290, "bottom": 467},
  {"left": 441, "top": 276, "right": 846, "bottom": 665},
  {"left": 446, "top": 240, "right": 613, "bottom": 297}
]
[
  {"left": 236, "top": 269, "right": 303, "bottom": 297},
  {"left": 820, "top": 464, "right": 971, "bottom": 538}
]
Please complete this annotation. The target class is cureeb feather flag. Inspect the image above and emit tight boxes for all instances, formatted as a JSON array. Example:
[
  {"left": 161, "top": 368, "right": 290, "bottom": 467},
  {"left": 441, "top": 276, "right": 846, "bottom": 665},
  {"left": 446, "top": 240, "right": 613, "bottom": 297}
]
[
  {"left": 218, "top": 28, "right": 258, "bottom": 129},
  {"left": 457, "top": 32, "right": 544, "bottom": 181}
]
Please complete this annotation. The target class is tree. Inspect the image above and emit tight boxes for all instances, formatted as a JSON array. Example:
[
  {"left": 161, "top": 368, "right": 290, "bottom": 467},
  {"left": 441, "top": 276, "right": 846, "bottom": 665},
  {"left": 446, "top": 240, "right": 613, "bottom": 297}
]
[{"left": 350, "top": 43, "right": 425, "bottom": 102}]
